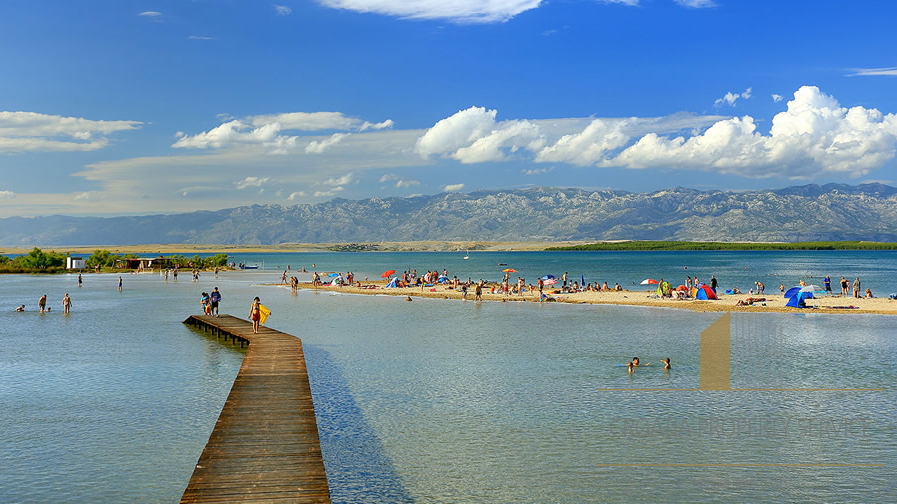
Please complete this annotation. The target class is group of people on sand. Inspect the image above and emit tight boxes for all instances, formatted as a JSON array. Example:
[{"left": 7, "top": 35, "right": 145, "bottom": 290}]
[
  {"left": 17, "top": 293, "right": 72, "bottom": 314},
  {"left": 823, "top": 275, "right": 872, "bottom": 298},
  {"left": 626, "top": 356, "right": 671, "bottom": 373}
]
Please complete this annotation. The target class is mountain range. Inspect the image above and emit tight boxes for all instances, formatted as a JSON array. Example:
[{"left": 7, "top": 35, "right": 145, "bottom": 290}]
[{"left": 2, "top": 183, "right": 896, "bottom": 246}]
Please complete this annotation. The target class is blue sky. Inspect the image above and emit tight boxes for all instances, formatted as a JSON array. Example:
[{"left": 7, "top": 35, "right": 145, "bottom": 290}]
[{"left": 2, "top": 0, "right": 897, "bottom": 217}]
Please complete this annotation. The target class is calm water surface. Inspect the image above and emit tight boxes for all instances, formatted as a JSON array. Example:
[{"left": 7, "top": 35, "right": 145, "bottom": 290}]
[{"left": 1, "top": 251, "right": 895, "bottom": 503}]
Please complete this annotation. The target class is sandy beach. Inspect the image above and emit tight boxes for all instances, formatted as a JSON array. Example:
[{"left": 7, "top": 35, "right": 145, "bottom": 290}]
[{"left": 295, "top": 281, "right": 897, "bottom": 315}]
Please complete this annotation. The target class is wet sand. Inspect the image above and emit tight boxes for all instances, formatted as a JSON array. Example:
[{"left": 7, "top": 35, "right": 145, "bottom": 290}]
[{"left": 293, "top": 281, "right": 897, "bottom": 315}]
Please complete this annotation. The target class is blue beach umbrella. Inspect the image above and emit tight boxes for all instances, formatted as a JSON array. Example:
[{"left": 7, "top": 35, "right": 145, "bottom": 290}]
[{"left": 541, "top": 274, "right": 556, "bottom": 280}]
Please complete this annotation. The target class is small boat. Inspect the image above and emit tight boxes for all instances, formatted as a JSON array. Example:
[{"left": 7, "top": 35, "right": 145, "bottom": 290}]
[
  {"left": 240, "top": 265, "right": 259, "bottom": 270},
  {"left": 463, "top": 250, "right": 470, "bottom": 260}
]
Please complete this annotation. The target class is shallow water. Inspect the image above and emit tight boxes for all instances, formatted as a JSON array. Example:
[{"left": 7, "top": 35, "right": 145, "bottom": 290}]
[{"left": 1, "top": 251, "right": 895, "bottom": 503}]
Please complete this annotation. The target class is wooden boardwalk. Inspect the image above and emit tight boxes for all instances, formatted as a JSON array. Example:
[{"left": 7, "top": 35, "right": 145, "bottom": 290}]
[{"left": 181, "top": 315, "right": 331, "bottom": 503}]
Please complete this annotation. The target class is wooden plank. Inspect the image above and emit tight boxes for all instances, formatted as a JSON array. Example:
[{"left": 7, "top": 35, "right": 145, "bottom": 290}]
[{"left": 181, "top": 315, "right": 332, "bottom": 503}]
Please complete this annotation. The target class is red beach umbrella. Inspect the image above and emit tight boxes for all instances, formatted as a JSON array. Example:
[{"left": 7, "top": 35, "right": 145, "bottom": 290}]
[
  {"left": 381, "top": 269, "right": 396, "bottom": 278},
  {"left": 502, "top": 268, "right": 517, "bottom": 272},
  {"left": 640, "top": 278, "right": 659, "bottom": 285}
]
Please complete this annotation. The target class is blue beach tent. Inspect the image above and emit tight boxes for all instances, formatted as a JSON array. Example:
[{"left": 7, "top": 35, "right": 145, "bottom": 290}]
[
  {"left": 384, "top": 278, "right": 398, "bottom": 288},
  {"left": 784, "top": 286, "right": 802, "bottom": 298},
  {"left": 786, "top": 291, "right": 814, "bottom": 308}
]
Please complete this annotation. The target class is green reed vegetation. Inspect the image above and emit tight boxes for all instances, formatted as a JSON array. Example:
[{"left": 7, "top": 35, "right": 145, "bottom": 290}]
[
  {"left": 547, "top": 241, "right": 897, "bottom": 251},
  {"left": 0, "top": 248, "right": 228, "bottom": 273}
]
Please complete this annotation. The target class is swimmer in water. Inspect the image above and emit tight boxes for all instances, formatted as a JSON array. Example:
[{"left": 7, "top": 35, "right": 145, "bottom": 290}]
[
  {"left": 661, "top": 358, "right": 671, "bottom": 370},
  {"left": 631, "top": 357, "right": 649, "bottom": 367}
]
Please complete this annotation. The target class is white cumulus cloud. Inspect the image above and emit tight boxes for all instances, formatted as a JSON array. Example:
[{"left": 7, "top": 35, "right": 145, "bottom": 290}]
[
  {"left": 248, "top": 112, "right": 373, "bottom": 131},
  {"left": 0, "top": 190, "right": 15, "bottom": 199},
  {"left": 274, "top": 5, "right": 292, "bottom": 15},
  {"left": 443, "top": 183, "right": 465, "bottom": 192},
  {"left": 414, "top": 86, "right": 897, "bottom": 181},
  {"left": 316, "top": 0, "right": 542, "bottom": 23},
  {"left": 415, "top": 106, "right": 544, "bottom": 163},
  {"left": 772, "top": 94, "right": 783, "bottom": 103},
  {"left": 606, "top": 85, "right": 897, "bottom": 178},
  {"left": 715, "top": 87, "right": 752, "bottom": 107},
  {"left": 174, "top": 112, "right": 394, "bottom": 155},
  {"left": 173, "top": 120, "right": 284, "bottom": 149}
]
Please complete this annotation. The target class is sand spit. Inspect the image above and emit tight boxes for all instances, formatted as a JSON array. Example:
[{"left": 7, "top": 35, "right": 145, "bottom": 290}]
[{"left": 291, "top": 282, "right": 897, "bottom": 316}]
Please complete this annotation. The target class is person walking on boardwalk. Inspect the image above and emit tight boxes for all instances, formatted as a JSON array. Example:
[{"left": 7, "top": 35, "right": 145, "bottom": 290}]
[
  {"left": 62, "top": 293, "right": 72, "bottom": 314},
  {"left": 250, "top": 297, "right": 262, "bottom": 333},
  {"left": 210, "top": 287, "right": 221, "bottom": 317}
]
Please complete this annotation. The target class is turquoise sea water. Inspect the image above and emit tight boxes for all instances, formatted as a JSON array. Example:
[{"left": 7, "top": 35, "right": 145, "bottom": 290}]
[{"left": 1, "top": 251, "right": 895, "bottom": 503}]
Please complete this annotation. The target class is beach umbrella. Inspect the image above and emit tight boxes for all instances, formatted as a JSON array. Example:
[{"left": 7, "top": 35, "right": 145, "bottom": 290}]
[
  {"left": 541, "top": 274, "right": 556, "bottom": 280},
  {"left": 502, "top": 268, "right": 517, "bottom": 273},
  {"left": 381, "top": 269, "right": 396, "bottom": 278},
  {"left": 640, "top": 279, "right": 659, "bottom": 285},
  {"left": 543, "top": 278, "right": 557, "bottom": 285},
  {"left": 328, "top": 273, "right": 339, "bottom": 277},
  {"left": 786, "top": 284, "right": 822, "bottom": 298}
]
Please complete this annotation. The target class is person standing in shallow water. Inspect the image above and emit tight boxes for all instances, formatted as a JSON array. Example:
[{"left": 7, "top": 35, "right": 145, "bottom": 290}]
[
  {"left": 38, "top": 294, "right": 47, "bottom": 312},
  {"left": 62, "top": 293, "right": 72, "bottom": 314}
]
